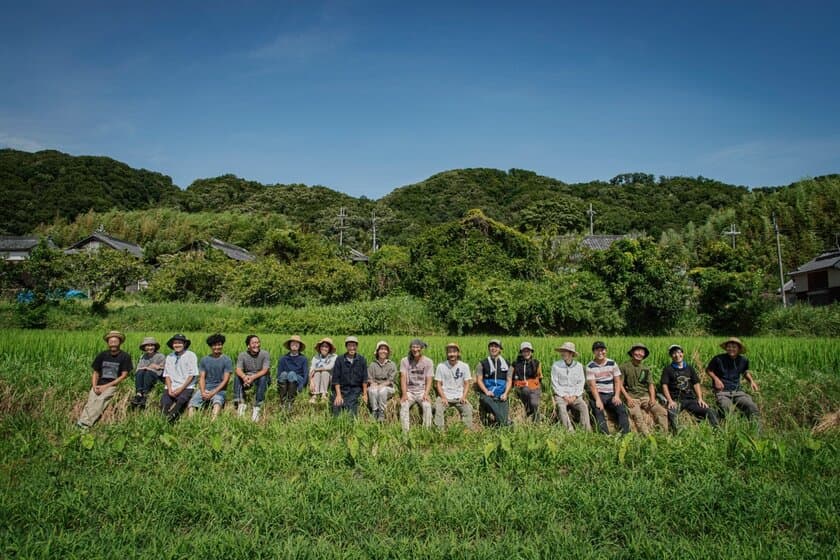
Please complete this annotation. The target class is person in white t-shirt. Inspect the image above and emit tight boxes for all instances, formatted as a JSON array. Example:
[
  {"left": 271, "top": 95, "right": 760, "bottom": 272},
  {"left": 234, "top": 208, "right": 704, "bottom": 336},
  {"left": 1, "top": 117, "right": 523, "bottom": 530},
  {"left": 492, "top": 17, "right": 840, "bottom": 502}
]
[{"left": 433, "top": 342, "right": 473, "bottom": 429}]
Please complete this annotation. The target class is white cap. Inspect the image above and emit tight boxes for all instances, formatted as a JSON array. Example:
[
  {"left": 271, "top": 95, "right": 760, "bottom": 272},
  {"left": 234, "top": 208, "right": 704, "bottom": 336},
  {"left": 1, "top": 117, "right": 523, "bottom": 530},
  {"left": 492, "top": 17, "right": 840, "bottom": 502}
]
[{"left": 520, "top": 341, "right": 533, "bottom": 351}]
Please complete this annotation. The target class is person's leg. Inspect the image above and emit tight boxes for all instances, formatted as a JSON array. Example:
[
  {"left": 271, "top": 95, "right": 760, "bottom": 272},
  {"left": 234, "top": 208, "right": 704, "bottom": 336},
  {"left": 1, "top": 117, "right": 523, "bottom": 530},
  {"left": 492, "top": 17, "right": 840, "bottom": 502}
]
[
  {"left": 187, "top": 390, "right": 204, "bottom": 417},
  {"left": 715, "top": 391, "right": 734, "bottom": 421},
  {"left": 626, "top": 400, "right": 648, "bottom": 434},
  {"left": 457, "top": 401, "right": 473, "bottom": 428},
  {"left": 667, "top": 404, "right": 680, "bottom": 434},
  {"left": 572, "top": 397, "right": 592, "bottom": 432},
  {"left": 168, "top": 389, "right": 194, "bottom": 422},
  {"left": 527, "top": 388, "right": 542, "bottom": 422},
  {"left": 211, "top": 391, "right": 225, "bottom": 420},
  {"left": 591, "top": 397, "right": 610, "bottom": 434},
  {"left": 161, "top": 392, "right": 174, "bottom": 414},
  {"left": 489, "top": 397, "right": 510, "bottom": 426},
  {"left": 400, "top": 393, "right": 419, "bottom": 432},
  {"left": 733, "top": 391, "right": 760, "bottom": 420},
  {"left": 277, "top": 372, "right": 289, "bottom": 403},
  {"left": 682, "top": 400, "right": 719, "bottom": 428},
  {"left": 420, "top": 398, "right": 432, "bottom": 428},
  {"left": 233, "top": 376, "right": 245, "bottom": 411},
  {"left": 254, "top": 374, "right": 269, "bottom": 412},
  {"left": 478, "top": 394, "right": 494, "bottom": 426},
  {"left": 343, "top": 388, "right": 361, "bottom": 416},
  {"left": 434, "top": 397, "right": 447, "bottom": 429},
  {"left": 78, "top": 386, "right": 116, "bottom": 427},
  {"left": 648, "top": 400, "right": 669, "bottom": 432},
  {"left": 606, "top": 399, "right": 630, "bottom": 435},
  {"left": 554, "top": 397, "right": 574, "bottom": 431}
]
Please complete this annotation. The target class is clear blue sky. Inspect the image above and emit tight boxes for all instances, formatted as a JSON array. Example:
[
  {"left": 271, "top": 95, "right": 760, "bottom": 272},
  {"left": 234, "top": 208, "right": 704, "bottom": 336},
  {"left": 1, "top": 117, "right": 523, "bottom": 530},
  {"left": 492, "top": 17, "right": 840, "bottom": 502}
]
[{"left": 1, "top": 0, "right": 838, "bottom": 196}]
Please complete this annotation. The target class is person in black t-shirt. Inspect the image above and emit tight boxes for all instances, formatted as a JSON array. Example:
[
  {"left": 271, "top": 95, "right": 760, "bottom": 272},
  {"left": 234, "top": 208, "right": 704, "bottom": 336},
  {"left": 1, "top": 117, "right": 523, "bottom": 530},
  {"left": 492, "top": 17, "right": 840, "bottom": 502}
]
[
  {"left": 661, "top": 344, "right": 718, "bottom": 432},
  {"left": 706, "top": 337, "right": 760, "bottom": 428},
  {"left": 77, "top": 330, "right": 133, "bottom": 429}
]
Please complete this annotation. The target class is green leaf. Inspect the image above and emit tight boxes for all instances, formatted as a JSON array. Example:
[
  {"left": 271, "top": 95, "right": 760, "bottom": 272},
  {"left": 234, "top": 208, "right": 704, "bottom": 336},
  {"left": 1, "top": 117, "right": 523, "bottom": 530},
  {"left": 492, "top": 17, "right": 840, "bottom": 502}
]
[
  {"left": 111, "top": 435, "right": 127, "bottom": 453},
  {"left": 81, "top": 433, "right": 95, "bottom": 451}
]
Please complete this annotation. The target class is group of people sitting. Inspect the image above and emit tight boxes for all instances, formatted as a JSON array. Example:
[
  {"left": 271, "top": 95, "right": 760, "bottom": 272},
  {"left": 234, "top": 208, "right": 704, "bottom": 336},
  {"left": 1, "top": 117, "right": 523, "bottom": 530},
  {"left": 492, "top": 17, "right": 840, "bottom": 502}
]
[{"left": 76, "top": 331, "right": 760, "bottom": 433}]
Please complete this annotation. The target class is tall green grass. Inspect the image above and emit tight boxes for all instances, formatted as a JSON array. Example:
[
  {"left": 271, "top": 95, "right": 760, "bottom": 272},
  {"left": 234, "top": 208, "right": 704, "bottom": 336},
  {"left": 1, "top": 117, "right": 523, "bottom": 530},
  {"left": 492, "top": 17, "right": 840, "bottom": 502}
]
[{"left": 1, "top": 330, "right": 839, "bottom": 558}]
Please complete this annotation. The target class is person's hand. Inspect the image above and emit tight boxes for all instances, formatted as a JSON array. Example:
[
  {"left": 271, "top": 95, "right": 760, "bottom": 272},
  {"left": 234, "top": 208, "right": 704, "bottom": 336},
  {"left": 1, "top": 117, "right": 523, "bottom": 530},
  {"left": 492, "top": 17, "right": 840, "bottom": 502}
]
[
  {"left": 422, "top": 393, "right": 429, "bottom": 402},
  {"left": 667, "top": 400, "right": 677, "bottom": 410},
  {"left": 563, "top": 395, "right": 575, "bottom": 405},
  {"left": 361, "top": 393, "right": 368, "bottom": 404},
  {"left": 500, "top": 394, "right": 507, "bottom": 402},
  {"left": 334, "top": 394, "right": 344, "bottom": 407},
  {"left": 93, "top": 385, "right": 102, "bottom": 395},
  {"left": 626, "top": 397, "right": 637, "bottom": 408},
  {"left": 698, "top": 399, "right": 708, "bottom": 409},
  {"left": 595, "top": 399, "right": 604, "bottom": 411},
  {"left": 202, "top": 390, "right": 212, "bottom": 399},
  {"left": 713, "top": 378, "right": 724, "bottom": 391},
  {"left": 750, "top": 380, "right": 759, "bottom": 392},
  {"left": 459, "top": 396, "right": 466, "bottom": 405},
  {"left": 400, "top": 394, "right": 408, "bottom": 403}
]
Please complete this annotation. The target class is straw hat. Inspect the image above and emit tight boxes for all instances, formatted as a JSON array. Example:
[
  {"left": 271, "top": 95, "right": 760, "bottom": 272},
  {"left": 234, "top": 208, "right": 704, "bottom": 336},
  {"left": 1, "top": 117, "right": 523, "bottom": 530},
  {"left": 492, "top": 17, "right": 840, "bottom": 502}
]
[
  {"left": 627, "top": 343, "right": 650, "bottom": 359},
  {"left": 283, "top": 335, "right": 306, "bottom": 352},
  {"left": 720, "top": 337, "right": 746, "bottom": 353},
  {"left": 344, "top": 336, "right": 359, "bottom": 346},
  {"left": 554, "top": 342, "right": 578, "bottom": 356},
  {"left": 316, "top": 337, "right": 336, "bottom": 354},
  {"left": 138, "top": 336, "right": 160, "bottom": 351},
  {"left": 374, "top": 340, "right": 391, "bottom": 354},
  {"left": 103, "top": 330, "right": 125, "bottom": 344},
  {"left": 445, "top": 341, "right": 461, "bottom": 352}
]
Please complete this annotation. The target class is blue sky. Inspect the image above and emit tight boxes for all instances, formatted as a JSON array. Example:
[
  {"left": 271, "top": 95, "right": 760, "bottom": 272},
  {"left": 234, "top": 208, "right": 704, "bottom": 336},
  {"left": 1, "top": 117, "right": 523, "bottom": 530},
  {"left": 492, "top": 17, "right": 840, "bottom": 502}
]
[{"left": 1, "top": 0, "right": 838, "bottom": 196}]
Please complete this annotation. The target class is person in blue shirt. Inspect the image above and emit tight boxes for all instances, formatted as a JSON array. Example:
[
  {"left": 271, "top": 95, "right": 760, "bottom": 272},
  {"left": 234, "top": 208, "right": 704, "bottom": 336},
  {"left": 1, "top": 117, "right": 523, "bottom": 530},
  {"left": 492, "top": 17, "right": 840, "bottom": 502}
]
[{"left": 277, "top": 335, "right": 308, "bottom": 413}]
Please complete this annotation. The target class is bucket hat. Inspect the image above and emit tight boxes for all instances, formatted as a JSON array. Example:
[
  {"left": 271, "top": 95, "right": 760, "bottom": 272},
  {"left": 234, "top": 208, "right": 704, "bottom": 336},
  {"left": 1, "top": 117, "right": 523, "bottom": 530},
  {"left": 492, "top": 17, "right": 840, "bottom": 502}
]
[
  {"left": 103, "top": 330, "right": 125, "bottom": 344},
  {"left": 167, "top": 333, "right": 191, "bottom": 350},
  {"left": 445, "top": 341, "right": 461, "bottom": 352},
  {"left": 316, "top": 337, "right": 336, "bottom": 354},
  {"left": 627, "top": 342, "right": 650, "bottom": 359},
  {"left": 720, "top": 337, "right": 746, "bottom": 353},
  {"left": 554, "top": 341, "right": 578, "bottom": 356},
  {"left": 138, "top": 336, "right": 159, "bottom": 351},
  {"left": 374, "top": 340, "right": 391, "bottom": 354},
  {"left": 284, "top": 335, "right": 306, "bottom": 352}
]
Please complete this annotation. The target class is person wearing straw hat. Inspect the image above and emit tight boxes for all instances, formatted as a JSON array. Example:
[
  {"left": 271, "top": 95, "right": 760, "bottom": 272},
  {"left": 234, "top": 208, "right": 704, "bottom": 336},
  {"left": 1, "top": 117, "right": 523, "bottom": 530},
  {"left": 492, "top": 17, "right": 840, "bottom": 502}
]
[
  {"left": 367, "top": 340, "right": 397, "bottom": 421},
  {"left": 187, "top": 333, "right": 233, "bottom": 420},
  {"left": 77, "top": 331, "right": 133, "bottom": 429},
  {"left": 661, "top": 344, "right": 719, "bottom": 431},
  {"left": 399, "top": 338, "right": 434, "bottom": 432},
  {"left": 130, "top": 336, "right": 165, "bottom": 410},
  {"left": 619, "top": 343, "right": 668, "bottom": 433},
  {"left": 550, "top": 342, "right": 591, "bottom": 432},
  {"left": 705, "top": 337, "right": 760, "bottom": 428},
  {"left": 331, "top": 336, "right": 368, "bottom": 417},
  {"left": 277, "top": 335, "right": 308, "bottom": 413},
  {"left": 234, "top": 335, "right": 271, "bottom": 422},
  {"left": 433, "top": 342, "right": 473, "bottom": 429},
  {"left": 586, "top": 341, "right": 630, "bottom": 435},
  {"left": 160, "top": 334, "right": 198, "bottom": 423},
  {"left": 511, "top": 341, "right": 543, "bottom": 423},
  {"left": 475, "top": 339, "right": 512, "bottom": 427},
  {"left": 309, "top": 338, "right": 337, "bottom": 404}
]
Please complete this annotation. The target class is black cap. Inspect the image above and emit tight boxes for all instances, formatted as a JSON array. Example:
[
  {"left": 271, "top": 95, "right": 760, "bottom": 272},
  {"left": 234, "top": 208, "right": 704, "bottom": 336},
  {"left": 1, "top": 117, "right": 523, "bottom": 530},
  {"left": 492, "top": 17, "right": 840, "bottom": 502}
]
[{"left": 592, "top": 341, "right": 607, "bottom": 351}]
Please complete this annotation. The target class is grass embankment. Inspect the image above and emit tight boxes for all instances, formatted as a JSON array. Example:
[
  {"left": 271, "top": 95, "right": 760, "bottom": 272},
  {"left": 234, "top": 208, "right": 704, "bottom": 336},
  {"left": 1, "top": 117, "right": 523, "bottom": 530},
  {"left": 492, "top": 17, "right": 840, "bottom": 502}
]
[{"left": 1, "top": 331, "right": 839, "bottom": 558}]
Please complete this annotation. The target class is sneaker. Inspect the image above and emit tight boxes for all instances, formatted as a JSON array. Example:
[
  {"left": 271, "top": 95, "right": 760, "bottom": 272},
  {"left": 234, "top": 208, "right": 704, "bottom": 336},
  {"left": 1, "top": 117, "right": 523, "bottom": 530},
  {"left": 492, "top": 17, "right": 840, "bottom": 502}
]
[
  {"left": 251, "top": 406, "right": 261, "bottom": 422},
  {"left": 237, "top": 403, "right": 247, "bottom": 417}
]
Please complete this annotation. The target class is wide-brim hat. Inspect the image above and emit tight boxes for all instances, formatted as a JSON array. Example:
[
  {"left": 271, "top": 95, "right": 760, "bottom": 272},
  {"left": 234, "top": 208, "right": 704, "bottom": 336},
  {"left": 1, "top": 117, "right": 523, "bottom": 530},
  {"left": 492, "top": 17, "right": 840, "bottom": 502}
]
[
  {"left": 627, "top": 343, "right": 650, "bottom": 359},
  {"left": 103, "top": 330, "right": 125, "bottom": 344},
  {"left": 345, "top": 336, "right": 359, "bottom": 346},
  {"left": 316, "top": 337, "right": 336, "bottom": 354},
  {"left": 284, "top": 335, "right": 306, "bottom": 352},
  {"left": 555, "top": 342, "right": 578, "bottom": 356},
  {"left": 139, "top": 336, "right": 160, "bottom": 351},
  {"left": 720, "top": 337, "right": 746, "bottom": 353},
  {"left": 668, "top": 344, "right": 684, "bottom": 356},
  {"left": 445, "top": 341, "right": 461, "bottom": 352},
  {"left": 488, "top": 339, "right": 503, "bottom": 349},
  {"left": 374, "top": 340, "right": 391, "bottom": 354},
  {"left": 167, "top": 333, "right": 191, "bottom": 350}
]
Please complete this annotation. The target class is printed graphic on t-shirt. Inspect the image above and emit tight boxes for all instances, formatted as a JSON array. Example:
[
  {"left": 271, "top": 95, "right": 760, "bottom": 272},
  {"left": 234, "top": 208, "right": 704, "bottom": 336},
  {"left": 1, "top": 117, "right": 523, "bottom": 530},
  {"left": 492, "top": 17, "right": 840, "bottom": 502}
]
[{"left": 100, "top": 360, "right": 120, "bottom": 381}]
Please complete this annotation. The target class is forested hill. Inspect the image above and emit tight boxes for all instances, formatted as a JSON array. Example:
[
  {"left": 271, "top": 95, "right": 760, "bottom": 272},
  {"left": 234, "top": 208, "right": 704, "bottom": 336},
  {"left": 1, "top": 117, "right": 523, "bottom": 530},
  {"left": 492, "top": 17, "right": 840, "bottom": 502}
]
[
  {"left": 0, "top": 149, "right": 180, "bottom": 235},
  {"left": 0, "top": 148, "right": 826, "bottom": 245}
]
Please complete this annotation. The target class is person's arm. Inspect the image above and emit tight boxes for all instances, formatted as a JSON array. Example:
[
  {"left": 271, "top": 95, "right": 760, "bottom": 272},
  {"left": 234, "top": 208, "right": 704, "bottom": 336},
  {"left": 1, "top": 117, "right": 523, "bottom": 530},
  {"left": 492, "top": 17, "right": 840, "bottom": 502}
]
[
  {"left": 360, "top": 359, "right": 369, "bottom": 403},
  {"left": 611, "top": 368, "right": 624, "bottom": 406},
  {"left": 475, "top": 363, "right": 491, "bottom": 397},
  {"left": 588, "top": 379, "right": 604, "bottom": 410},
  {"left": 422, "top": 364, "right": 433, "bottom": 401},
  {"left": 91, "top": 370, "right": 102, "bottom": 394},
  {"left": 208, "top": 371, "right": 231, "bottom": 399},
  {"left": 500, "top": 369, "right": 512, "bottom": 401},
  {"left": 399, "top": 361, "right": 408, "bottom": 402},
  {"left": 647, "top": 380, "right": 657, "bottom": 408},
  {"left": 694, "top": 383, "right": 709, "bottom": 408},
  {"left": 252, "top": 353, "right": 270, "bottom": 380},
  {"left": 461, "top": 369, "right": 472, "bottom": 403},
  {"left": 745, "top": 370, "right": 759, "bottom": 392},
  {"left": 661, "top": 370, "right": 677, "bottom": 410},
  {"left": 199, "top": 370, "right": 208, "bottom": 398},
  {"left": 435, "top": 380, "right": 446, "bottom": 403},
  {"left": 706, "top": 357, "right": 724, "bottom": 391}
]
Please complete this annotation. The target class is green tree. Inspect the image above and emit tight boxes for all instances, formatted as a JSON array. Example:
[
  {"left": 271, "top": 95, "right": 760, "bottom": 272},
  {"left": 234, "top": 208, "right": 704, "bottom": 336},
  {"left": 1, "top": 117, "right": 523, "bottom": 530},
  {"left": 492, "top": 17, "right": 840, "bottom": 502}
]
[
  {"left": 68, "top": 250, "right": 147, "bottom": 314},
  {"left": 16, "top": 239, "right": 72, "bottom": 327}
]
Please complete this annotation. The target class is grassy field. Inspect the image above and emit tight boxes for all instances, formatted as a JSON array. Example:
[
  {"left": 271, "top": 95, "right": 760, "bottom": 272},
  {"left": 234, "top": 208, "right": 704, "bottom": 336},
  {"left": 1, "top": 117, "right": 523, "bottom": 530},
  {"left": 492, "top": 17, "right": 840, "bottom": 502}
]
[{"left": 1, "top": 330, "right": 839, "bottom": 558}]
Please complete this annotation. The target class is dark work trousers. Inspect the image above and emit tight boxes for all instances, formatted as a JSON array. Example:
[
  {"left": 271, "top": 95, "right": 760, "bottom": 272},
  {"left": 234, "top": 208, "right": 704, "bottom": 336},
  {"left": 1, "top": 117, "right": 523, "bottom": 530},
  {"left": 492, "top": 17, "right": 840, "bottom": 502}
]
[
  {"left": 135, "top": 369, "right": 160, "bottom": 395},
  {"left": 591, "top": 392, "right": 631, "bottom": 434},
  {"left": 515, "top": 386, "right": 542, "bottom": 422},
  {"left": 234, "top": 374, "right": 270, "bottom": 407},
  {"left": 478, "top": 394, "right": 510, "bottom": 427},
  {"left": 332, "top": 386, "right": 362, "bottom": 417},
  {"left": 161, "top": 388, "right": 195, "bottom": 422},
  {"left": 668, "top": 399, "right": 720, "bottom": 432}
]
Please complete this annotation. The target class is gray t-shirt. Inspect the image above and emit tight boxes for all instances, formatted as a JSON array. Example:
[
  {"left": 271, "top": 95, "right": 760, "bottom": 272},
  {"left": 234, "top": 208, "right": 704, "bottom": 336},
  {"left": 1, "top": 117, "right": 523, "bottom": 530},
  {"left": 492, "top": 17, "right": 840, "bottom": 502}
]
[
  {"left": 200, "top": 355, "right": 233, "bottom": 389},
  {"left": 137, "top": 352, "right": 165, "bottom": 374},
  {"left": 236, "top": 350, "right": 270, "bottom": 374}
]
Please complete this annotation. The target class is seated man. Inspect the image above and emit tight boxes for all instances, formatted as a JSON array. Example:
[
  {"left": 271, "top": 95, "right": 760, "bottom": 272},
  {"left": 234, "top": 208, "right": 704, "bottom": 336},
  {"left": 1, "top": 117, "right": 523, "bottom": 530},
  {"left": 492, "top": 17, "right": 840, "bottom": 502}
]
[
  {"left": 475, "top": 339, "right": 512, "bottom": 427},
  {"left": 586, "top": 341, "right": 630, "bottom": 435},
  {"left": 550, "top": 342, "right": 591, "bottom": 432},
  {"left": 661, "top": 344, "right": 719, "bottom": 432},
  {"left": 706, "top": 337, "right": 760, "bottom": 429},
  {"left": 399, "top": 338, "right": 433, "bottom": 432},
  {"left": 619, "top": 342, "right": 668, "bottom": 433},
  {"left": 77, "top": 330, "right": 133, "bottom": 429},
  {"left": 332, "top": 336, "right": 368, "bottom": 417},
  {"left": 433, "top": 342, "right": 473, "bottom": 430},
  {"left": 234, "top": 335, "right": 271, "bottom": 422},
  {"left": 188, "top": 333, "right": 232, "bottom": 420}
]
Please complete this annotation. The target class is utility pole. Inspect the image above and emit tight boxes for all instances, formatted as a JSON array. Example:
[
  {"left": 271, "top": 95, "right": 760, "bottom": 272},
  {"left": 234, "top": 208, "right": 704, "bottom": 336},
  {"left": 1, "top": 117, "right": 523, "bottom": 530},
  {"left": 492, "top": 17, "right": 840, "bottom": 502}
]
[
  {"left": 336, "top": 207, "right": 348, "bottom": 247},
  {"left": 773, "top": 212, "right": 787, "bottom": 307},
  {"left": 587, "top": 203, "right": 595, "bottom": 236},
  {"left": 722, "top": 223, "right": 741, "bottom": 249},
  {"left": 371, "top": 210, "right": 378, "bottom": 253}
]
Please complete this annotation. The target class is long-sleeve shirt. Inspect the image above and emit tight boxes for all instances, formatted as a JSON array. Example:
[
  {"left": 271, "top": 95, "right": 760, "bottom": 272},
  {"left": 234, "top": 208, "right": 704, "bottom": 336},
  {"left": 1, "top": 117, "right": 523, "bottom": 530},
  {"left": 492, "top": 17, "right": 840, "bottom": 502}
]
[
  {"left": 551, "top": 359, "right": 585, "bottom": 398},
  {"left": 278, "top": 353, "right": 308, "bottom": 390}
]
